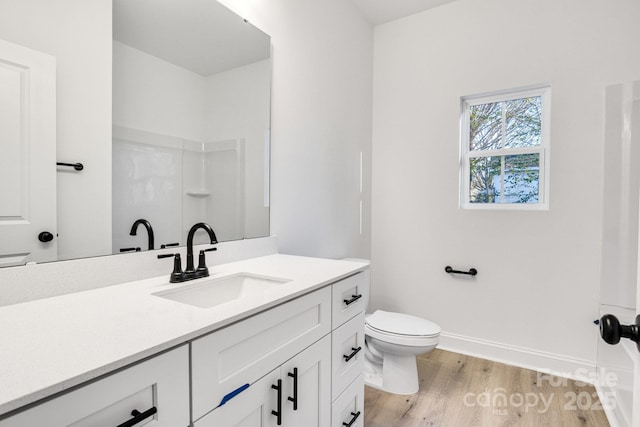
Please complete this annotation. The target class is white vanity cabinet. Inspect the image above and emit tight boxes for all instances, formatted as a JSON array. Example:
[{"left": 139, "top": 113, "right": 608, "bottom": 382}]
[
  {"left": 0, "top": 265, "right": 370, "bottom": 427},
  {"left": 191, "top": 271, "right": 368, "bottom": 427},
  {"left": 330, "top": 271, "right": 369, "bottom": 427},
  {"left": 190, "top": 287, "right": 332, "bottom": 421},
  {"left": 2, "top": 345, "right": 190, "bottom": 427},
  {"left": 195, "top": 335, "right": 331, "bottom": 427}
]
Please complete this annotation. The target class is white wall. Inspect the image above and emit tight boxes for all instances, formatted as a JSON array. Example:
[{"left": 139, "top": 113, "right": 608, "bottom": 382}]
[
  {"left": 218, "top": 0, "right": 374, "bottom": 259},
  {"left": 113, "top": 44, "right": 271, "bottom": 244},
  {"left": 0, "top": 0, "right": 373, "bottom": 272},
  {"left": 112, "top": 42, "right": 207, "bottom": 251},
  {"left": 112, "top": 41, "right": 206, "bottom": 142},
  {"left": 371, "top": 0, "right": 640, "bottom": 373},
  {"left": 0, "top": 0, "right": 112, "bottom": 261}
]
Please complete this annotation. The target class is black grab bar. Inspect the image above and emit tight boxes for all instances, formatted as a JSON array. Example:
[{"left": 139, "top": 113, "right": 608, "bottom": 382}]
[
  {"left": 445, "top": 266, "right": 478, "bottom": 276},
  {"left": 57, "top": 162, "right": 84, "bottom": 171}
]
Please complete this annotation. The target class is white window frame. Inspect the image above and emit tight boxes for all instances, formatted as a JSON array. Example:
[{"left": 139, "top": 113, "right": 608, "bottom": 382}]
[{"left": 460, "top": 85, "right": 551, "bottom": 210}]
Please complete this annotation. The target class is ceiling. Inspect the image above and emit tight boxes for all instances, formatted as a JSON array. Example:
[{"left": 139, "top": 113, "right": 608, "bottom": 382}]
[
  {"left": 350, "top": 0, "right": 459, "bottom": 25},
  {"left": 113, "top": 0, "right": 270, "bottom": 76},
  {"left": 112, "top": 0, "right": 456, "bottom": 75}
]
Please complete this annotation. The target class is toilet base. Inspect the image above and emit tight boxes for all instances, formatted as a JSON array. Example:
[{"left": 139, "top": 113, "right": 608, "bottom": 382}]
[{"left": 364, "top": 352, "right": 420, "bottom": 395}]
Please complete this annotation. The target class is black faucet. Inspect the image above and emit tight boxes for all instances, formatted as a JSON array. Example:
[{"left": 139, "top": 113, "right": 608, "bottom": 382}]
[
  {"left": 185, "top": 222, "right": 218, "bottom": 280},
  {"left": 130, "top": 219, "right": 154, "bottom": 250}
]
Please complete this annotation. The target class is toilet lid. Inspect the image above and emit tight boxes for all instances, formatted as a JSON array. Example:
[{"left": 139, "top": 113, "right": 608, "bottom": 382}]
[{"left": 366, "top": 310, "right": 441, "bottom": 337}]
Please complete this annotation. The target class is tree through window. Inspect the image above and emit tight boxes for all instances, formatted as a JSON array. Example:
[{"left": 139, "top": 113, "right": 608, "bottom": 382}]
[{"left": 461, "top": 87, "right": 550, "bottom": 209}]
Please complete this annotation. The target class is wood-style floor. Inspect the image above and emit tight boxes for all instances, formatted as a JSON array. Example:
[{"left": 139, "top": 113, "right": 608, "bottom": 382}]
[{"left": 364, "top": 349, "right": 610, "bottom": 427}]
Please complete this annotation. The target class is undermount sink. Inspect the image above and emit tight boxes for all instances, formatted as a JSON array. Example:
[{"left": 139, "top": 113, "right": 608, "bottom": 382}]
[{"left": 153, "top": 272, "right": 292, "bottom": 309}]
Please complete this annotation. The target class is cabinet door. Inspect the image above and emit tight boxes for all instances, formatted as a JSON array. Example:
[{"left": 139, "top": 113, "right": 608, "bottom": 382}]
[
  {"left": 194, "top": 368, "right": 280, "bottom": 427},
  {"left": 3, "top": 346, "right": 190, "bottom": 427},
  {"left": 281, "top": 335, "right": 331, "bottom": 427}
]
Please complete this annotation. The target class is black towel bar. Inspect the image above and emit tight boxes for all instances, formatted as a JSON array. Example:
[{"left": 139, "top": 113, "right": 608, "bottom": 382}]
[
  {"left": 57, "top": 162, "right": 84, "bottom": 171},
  {"left": 445, "top": 266, "right": 478, "bottom": 276}
]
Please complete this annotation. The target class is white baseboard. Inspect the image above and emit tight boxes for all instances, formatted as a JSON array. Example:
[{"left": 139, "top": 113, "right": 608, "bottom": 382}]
[{"left": 438, "top": 331, "right": 596, "bottom": 384}]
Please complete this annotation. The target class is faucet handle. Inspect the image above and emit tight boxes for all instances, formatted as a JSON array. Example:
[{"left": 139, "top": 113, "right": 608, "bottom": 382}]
[
  {"left": 120, "top": 247, "right": 141, "bottom": 253},
  {"left": 160, "top": 242, "right": 180, "bottom": 249},
  {"left": 157, "top": 253, "right": 185, "bottom": 283},
  {"left": 204, "top": 246, "right": 218, "bottom": 252},
  {"left": 157, "top": 253, "right": 176, "bottom": 259},
  {"left": 196, "top": 250, "right": 210, "bottom": 278},
  {"left": 170, "top": 254, "right": 184, "bottom": 283}
]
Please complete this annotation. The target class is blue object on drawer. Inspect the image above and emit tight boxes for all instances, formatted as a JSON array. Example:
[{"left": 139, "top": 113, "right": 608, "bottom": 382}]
[{"left": 218, "top": 383, "right": 250, "bottom": 407}]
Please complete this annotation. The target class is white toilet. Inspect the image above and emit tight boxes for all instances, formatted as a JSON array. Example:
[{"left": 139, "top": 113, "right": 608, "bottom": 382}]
[
  {"left": 364, "top": 310, "right": 441, "bottom": 394},
  {"left": 342, "top": 259, "right": 441, "bottom": 395}
]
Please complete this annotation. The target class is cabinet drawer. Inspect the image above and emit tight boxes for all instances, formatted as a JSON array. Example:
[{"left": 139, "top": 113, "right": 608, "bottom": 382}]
[
  {"left": 331, "top": 271, "right": 368, "bottom": 329},
  {"left": 194, "top": 367, "right": 280, "bottom": 427},
  {"left": 191, "top": 287, "right": 331, "bottom": 421},
  {"left": 3, "top": 346, "right": 189, "bottom": 427},
  {"left": 331, "top": 312, "right": 365, "bottom": 400},
  {"left": 331, "top": 375, "right": 364, "bottom": 427}
]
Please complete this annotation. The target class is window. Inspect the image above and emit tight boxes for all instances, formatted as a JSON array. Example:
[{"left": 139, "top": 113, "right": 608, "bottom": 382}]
[{"left": 460, "top": 86, "right": 550, "bottom": 209}]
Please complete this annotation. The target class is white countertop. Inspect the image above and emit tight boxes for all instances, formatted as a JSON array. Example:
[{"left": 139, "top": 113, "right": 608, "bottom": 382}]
[{"left": 0, "top": 254, "right": 368, "bottom": 416}]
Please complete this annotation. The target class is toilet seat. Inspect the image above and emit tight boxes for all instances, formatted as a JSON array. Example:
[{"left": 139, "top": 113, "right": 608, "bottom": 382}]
[
  {"left": 366, "top": 310, "right": 441, "bottom": 336},
  {"left": 365, "top": 310, "right": 440, "bottom": 347},
  {"left": 365, "top": 324, "right": 440, "bottom": 347}
]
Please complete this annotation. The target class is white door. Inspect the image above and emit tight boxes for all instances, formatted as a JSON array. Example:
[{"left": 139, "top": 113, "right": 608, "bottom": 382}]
[
  {"left": 598, "top": 81, "right": 640, "bottom": 427},
  {"left": 0, "top": 39, "right": 56, "bottom": 267}
]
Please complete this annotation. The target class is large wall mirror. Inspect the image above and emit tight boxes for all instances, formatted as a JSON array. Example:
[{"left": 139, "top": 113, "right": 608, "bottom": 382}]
[{"left": 0, "top": 0, "right": 271, "bottom": 267}]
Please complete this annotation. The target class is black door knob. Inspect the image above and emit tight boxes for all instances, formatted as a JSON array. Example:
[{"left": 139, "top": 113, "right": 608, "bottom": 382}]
[
  {"left": 599, "top": 314, "right": 640, "bottom": 352},
  {"left": 38, "top": 231, "right": 54, "bottom": 242}
]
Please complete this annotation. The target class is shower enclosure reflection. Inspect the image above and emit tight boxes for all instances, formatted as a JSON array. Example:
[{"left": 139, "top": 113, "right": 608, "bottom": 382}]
[
  {"left": 113, "top": 128, "right": 266, "bottom": 252},
  {"left": 112, "top": 0, "right": 271, "bottom": 252}
]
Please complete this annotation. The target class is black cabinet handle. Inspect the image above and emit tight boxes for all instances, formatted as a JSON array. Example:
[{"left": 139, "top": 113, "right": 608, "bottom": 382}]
[
  {"left": 343, "top": 346, "right": 362, "bottom": 362},
  {"left": 342, "top": 411, "right": 361, "bottom": 427},
  {"left": 287, "top": 368, "right": 298, "bottom": 410},
  {"left": 343, "top": 294, "right": 362, "bottom": 306},
  {"left": 271, "top": 379, "right": 282, "bottom": 425},
  {"left": 116, "top": 407, "right": 157, "bottom": 427}
]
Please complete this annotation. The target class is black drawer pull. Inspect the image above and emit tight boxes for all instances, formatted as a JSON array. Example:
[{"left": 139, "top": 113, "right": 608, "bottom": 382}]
[
  {"left": 116, "top": 407, "right": 157, "bottom": 427},
  {"left": 343, "top": 411, "right": 361, "bottom": 427},
  {"left": 271, "top": 379, "right": 282, "bottom": 425},
  {"left": 343, "top": 294, "right": 362, "bottom": 306},
  {"left": 343, "top": 346, "right": 362, "bottom": 362},
  {"left": 287, "top": 367, "right": 298, "bottom": 410}
]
